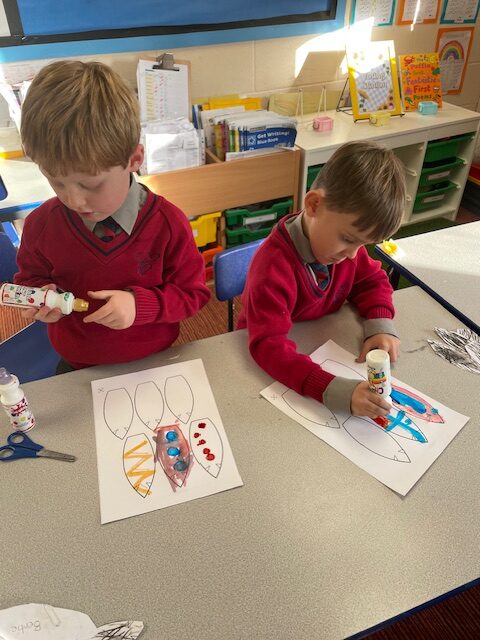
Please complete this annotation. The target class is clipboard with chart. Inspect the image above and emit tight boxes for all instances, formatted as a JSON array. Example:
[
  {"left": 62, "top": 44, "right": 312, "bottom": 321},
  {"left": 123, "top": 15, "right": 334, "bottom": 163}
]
[{"left": 136, "top": 55, "right": 191, "bottom": 122}]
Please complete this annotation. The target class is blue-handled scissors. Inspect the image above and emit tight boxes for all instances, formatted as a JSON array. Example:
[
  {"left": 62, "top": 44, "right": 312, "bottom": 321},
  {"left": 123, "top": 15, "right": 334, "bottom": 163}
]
[{"left": 0, "top": 431, "right": 76, "bottom": 462}]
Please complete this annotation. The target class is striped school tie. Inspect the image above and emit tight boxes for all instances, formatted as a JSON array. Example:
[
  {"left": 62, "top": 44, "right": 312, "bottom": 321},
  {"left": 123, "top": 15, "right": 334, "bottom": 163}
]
[{"left": 94, "top": 216, "right": 123, "bottom": 242}]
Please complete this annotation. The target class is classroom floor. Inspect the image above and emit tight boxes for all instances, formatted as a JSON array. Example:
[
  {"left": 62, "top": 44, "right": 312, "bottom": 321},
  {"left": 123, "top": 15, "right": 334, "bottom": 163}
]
[{"left": 1, "top": 207, "right": 480, "bottom": 639}]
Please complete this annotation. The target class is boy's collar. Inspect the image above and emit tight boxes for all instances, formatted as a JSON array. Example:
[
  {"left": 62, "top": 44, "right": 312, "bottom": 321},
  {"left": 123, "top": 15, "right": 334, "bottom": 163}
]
[
  {"left": 284, "top": 211, "right": 318, "bottom": 265},
  {"left": 81, "top": 175, "right": 146, "bottom": 235}
]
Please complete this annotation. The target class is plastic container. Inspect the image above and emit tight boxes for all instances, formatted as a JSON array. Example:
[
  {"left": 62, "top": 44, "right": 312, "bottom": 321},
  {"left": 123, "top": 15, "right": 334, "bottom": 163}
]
[
  {"left": 424, "top": 134, "right": 473, "bottom": 164},
  {"left": 225, "top": 224, "right": 274, "bottom": 247},
  {"left": 189, "top": 211, "right": 221, "bottom": 248},
  {"left": 418, "top": 158, "right": 464, "bottom": 187},
  {"left": 306, "top": 164, "right": 324, "bottom": 191},
  {"left": 0, "top": 367, "right": 36, "bottom": 432},
  {"left": 413, "top": 181, "right": 458, "bottom": 212},
  {"left": 313, "top": 116, "right": 334, "bottom": 132},
  {"left": 200, "top": 244, "right": 223, "bottom": 280},
  {"left": 225, "top": 198, "right": 292, "bottom": 230},
  {"left": 417, "top": 101, "right": 438, "bottom": 115},
  {"left": 0, "top": 283, "right": 89, "bottom": 314}
]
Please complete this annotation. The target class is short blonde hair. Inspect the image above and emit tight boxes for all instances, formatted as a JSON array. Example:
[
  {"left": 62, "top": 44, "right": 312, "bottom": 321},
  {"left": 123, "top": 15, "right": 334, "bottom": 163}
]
[
  {"left": 311, "top": 140, "right": 406, "bottom": 241},
  {"left": 21, "top": 60, "right": 140, "bottom": 176}
]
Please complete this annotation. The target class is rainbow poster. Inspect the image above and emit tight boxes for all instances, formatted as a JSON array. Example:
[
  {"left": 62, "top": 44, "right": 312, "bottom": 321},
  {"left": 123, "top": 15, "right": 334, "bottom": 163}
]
[{"left": 435, "top": 27, "right": 474, "bottom": 94}]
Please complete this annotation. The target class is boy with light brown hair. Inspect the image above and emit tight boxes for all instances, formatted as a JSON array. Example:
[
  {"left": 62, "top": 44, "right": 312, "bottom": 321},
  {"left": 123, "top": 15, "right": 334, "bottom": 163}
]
[
  {"left": 16, "top": 60, "right": 210, "bottom": 372},
  {"left": 238, "top": 140, "right": 406, "bottom": 419}
]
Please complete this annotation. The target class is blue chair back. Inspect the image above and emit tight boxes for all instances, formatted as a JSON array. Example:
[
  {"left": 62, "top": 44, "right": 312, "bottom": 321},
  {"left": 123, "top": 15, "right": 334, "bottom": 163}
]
[
  {"left": 0, "top": 231, "right": 18, "bottom": 282},
  {"left": 1, "top": 322, "right": 59, "bottom": 383},
  {"left": 213, "top": 239, "right": 264, "bottom": 331},
  {"left": 0, "top": 232, "right": 59, "bottom": 382}
]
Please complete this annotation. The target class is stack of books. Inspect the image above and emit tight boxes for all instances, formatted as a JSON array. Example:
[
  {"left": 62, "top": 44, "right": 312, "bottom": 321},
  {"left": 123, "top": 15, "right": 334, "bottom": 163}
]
[{"left": 211, "top": 111, "right": 297, "bottom": 160}]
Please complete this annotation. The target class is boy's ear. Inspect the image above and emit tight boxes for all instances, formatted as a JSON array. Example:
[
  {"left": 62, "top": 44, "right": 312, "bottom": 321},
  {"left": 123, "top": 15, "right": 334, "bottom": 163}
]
[
  {"left": 128, "top": 144, "right": 144, "bottom": 172},
  {"left": 304, "top": 188, "right": 326, "bottom": 217}
]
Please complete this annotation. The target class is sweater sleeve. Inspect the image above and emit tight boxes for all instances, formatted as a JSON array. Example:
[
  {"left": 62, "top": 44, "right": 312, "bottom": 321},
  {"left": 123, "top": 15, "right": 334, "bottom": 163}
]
[
  {"left": 242, "top": 252, "right": 335, "bottom": 403},
  {"left": 347, "top": 247, "right": 395, "bottom": 320},
  {"left": 129, "top": 208, "right": 210, "bottom": 325}
]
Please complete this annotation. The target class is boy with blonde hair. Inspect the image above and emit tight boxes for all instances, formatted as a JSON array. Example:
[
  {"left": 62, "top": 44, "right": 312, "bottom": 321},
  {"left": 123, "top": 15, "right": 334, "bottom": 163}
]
[
  {"left": 16, "top": 60, "right": 210, "bottom": 371},
  {"left": 238, "top": 140, "right": 406, "bottom": 419}
]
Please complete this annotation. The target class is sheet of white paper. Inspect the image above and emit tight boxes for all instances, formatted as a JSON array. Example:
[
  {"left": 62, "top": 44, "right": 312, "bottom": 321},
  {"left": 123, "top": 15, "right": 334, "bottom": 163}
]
[
  {"left": 136, "top": 59, "right": 189, "bottom": 122},
  {"left": 0, "top": 603, "right": 97, "bottom": 640},
  {"left": 92, "top": 358, "right": 243, "bottom": 523},
  {"left": 260, "top": 340, "right": 470, "bottom": 495}
]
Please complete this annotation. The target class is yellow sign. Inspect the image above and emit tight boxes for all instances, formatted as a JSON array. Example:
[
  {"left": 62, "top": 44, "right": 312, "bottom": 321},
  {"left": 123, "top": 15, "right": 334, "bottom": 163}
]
[{"left": 346, "top": 41, "right": 403, "bottom": 121}]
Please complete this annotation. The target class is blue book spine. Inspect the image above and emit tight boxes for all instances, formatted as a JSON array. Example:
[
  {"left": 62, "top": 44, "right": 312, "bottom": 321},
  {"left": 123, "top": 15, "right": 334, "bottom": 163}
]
[{"left": 243, "top": 127, "right": 297, "bottom": 151}]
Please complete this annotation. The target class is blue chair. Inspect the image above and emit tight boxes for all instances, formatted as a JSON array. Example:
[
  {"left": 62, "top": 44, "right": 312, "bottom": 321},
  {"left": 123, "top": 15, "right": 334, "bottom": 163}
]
[
  {"left": 213, "top": 239, "right": 264, "bottom": 332},
  {"left": 0, "top": 233, "right": 59, "bottom": 382},
  {"left": 0, "top": 232, "right": 17, "bottom": 282},
  {"left": 0, "top": 177, "right": 21, "bottom": 247}
]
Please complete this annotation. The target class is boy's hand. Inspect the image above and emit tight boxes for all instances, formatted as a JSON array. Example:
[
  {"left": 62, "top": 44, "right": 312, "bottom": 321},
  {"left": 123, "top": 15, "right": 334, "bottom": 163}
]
[
  {"left": 356, "top": 333, "right": 400, "bottom": 363},
  {"left": 84, "top": 290, "right": 136, "bottom": 329},
  {"left": 20, "top": 283, "right": 64, "bottom": 323},
  {"left": 351, "top": 381, "right": 391, "bottom": 418}
]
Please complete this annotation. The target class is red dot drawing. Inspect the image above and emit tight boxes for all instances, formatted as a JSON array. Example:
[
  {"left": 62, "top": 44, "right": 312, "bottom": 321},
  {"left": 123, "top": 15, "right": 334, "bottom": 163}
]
[{"left": 198, "top": 422, "right": 206, "bottom": 429}]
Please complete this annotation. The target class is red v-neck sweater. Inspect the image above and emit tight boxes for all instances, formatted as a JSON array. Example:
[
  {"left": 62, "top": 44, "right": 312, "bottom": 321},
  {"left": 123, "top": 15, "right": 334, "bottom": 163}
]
[
  {"left": 237, "top": 215, "right": 395, "bottom": 402},
  {"left": 14, "top": 190, "right": 210, "bottom": 368}
]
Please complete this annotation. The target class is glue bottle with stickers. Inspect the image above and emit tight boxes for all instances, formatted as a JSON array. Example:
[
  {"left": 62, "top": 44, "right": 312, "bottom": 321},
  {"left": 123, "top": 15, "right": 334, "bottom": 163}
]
[
  {"left": 0, "top": 283, "right": 89, "bottom": 314},
  {"left": 366, "top": 349, "right": 392, "bottom": 405},
  {"left": 0, "top": 367, "right": 36, "bottom": 432}
]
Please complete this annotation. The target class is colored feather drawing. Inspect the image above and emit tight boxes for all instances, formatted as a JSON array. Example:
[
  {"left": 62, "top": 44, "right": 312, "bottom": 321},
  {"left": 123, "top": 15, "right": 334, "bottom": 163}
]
[
  {"left": 343, "top": 417, "right": 410, "bottom": 463},
  {"left": 154, "top": 424, "right": 193, "bottom": 490},
  {"left": 123, "top": 434, "right": 156, "bottom": 498},
  {"left": 103, "top": 388, "right": 134, "bottom": 439},
  {"left": 384, "top": 410, "right": 427, "bottom": 443},
  {"left": 134, "top": 381, "right": 164, "bottom": 431},
  {"left": 92, "top": 359, "right": 243, "bottom": 524},
  {"left": 391, "top": 386, "right": 444, "bottom": 423},
  {"left": 164, "top": 375, "right": 194, "bottom": 423},
  {"left": 189, "top": 418, "right": 224, "bottom": 477},
  {"left": 260, "top": 340, "right": 470, "bottom": 496}
]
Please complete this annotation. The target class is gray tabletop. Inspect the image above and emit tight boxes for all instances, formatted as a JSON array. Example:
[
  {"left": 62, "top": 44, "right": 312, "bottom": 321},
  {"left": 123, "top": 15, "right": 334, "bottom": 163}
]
[
  {"left": 1, "top": 286, "right": 479, "bottom": 640},
  {"left": 377, "top": 221, "right": 480, "bottom": 334}
]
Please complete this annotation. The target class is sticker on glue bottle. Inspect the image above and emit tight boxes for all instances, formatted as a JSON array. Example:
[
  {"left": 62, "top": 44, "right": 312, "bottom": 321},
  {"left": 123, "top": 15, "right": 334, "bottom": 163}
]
[
  {"left": 0, "top": 367, "right": 36, "bottom": 432},
  {"left": 366, "top": 349, "right": 392, "bottom": 405}
]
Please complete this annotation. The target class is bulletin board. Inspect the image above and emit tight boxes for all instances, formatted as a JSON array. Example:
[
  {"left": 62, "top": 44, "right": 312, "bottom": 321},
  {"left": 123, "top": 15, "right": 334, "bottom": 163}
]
[{"left": 0, "top": 0, "right": 343, "bottom": 62}]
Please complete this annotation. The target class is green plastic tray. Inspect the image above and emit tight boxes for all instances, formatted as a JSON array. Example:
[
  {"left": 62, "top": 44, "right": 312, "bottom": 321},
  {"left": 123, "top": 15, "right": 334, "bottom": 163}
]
[
  {"left": 413, "top": 180, "right": 458, "bottom": 212},
  {"left": 424, "top": 133, "right": 473, "bottom": 164},
  {"left": 418, "top": 158, "right": 464, "bottom": 187},
  {"left": 225, "top": 198, "right": 293, "bottom": 229}
]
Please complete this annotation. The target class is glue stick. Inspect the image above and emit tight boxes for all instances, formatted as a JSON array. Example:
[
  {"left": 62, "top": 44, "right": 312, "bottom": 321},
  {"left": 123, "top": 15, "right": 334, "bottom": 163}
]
[
  {"left": 0, "top": 283, "right": 89, "bottom": 315},
  {"left": 366, "top": 349, "right": 392, "bottom": 406},
  {"left": 0, "top": 367, "right": 36, "bottom": 432}
]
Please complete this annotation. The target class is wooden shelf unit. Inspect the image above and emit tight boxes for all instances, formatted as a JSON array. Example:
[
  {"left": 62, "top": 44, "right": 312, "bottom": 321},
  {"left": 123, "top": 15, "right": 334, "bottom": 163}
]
[
  {"left": 294, "top": 103, "right": 480, "bottom": 227},
  {"left": 138, "top": 149, "right": 300, "bottom": 217}
]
